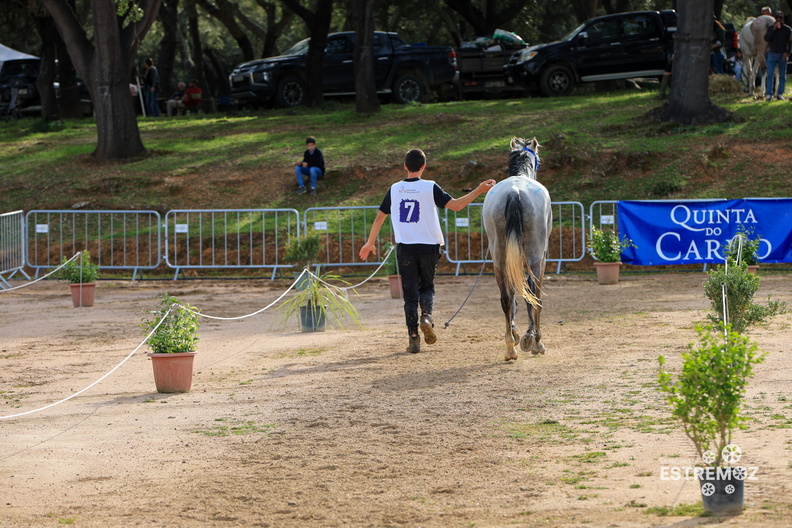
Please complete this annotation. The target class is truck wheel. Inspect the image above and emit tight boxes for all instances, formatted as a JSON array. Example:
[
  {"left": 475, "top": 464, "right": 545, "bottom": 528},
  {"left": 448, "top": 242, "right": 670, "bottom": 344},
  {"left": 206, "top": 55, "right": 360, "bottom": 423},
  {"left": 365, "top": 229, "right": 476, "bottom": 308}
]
[
  {"left": 392, "top": 74, "right": 424, "bottom": 104},
  {"left": 275, "top": 76, "right": 306, "bottom": 108},
  {"left": 539, "top": 65, "right": 574, "bottom": 96}
]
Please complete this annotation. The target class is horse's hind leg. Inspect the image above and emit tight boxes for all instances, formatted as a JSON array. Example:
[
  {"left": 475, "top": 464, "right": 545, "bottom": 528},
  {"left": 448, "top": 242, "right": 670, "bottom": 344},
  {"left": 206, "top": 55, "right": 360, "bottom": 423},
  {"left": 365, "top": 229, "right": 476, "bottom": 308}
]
[
  {"left": 496, "top": 269, "right": 518, "bottom": 361},
  {"left": 520, "top": 260, "right": 546, "bottom": 355}
]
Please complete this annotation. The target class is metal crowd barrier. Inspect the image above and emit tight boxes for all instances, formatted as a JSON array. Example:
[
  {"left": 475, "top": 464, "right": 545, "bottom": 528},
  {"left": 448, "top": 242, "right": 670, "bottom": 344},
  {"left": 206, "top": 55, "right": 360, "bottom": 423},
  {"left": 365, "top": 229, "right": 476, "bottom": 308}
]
[
  {"left": 589, "top": 200, "right": 619, "bottom": 233},
  {"left": 25, "top": 210, "right": 162, "bottom": 279},
  {"left": 444, "top": 201, "right": 587, "bottom": 275},
  {"left": 7, "top": 205, "right": 590, "bottom": 280},
  {"left": 303, "top": 206, "right": 395, "bottom": 269},
  {"left": 164, "top": 209, "right": 300, "bottom": 280},
  {"left": 0, "top": 210, "right": 29, "bottom": 288}
]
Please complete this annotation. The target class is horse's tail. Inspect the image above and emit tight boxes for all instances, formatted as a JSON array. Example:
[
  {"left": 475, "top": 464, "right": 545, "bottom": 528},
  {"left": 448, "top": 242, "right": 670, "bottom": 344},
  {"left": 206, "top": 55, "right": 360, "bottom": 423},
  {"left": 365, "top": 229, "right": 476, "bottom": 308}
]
[{"left": 504, "top": 191, "right": 540, "bottom": 307}]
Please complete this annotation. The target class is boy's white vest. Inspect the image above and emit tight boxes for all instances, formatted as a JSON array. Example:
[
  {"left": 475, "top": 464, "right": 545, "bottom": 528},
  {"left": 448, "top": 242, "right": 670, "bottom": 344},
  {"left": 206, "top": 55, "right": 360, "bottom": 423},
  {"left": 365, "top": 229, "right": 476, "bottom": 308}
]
[{"left": 389, "top": 179, "right": 445, "bottom": 246}]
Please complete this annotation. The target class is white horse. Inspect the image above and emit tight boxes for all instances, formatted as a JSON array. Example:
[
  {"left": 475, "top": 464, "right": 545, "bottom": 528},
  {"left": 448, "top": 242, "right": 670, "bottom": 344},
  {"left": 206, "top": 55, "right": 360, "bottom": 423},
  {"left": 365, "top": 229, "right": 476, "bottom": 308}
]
[
  {"left": 482, "top": 137, "right": 552, "bottom": 361},
  {"left": 739, "top": 15, "right": 776, "bottom": 97}
]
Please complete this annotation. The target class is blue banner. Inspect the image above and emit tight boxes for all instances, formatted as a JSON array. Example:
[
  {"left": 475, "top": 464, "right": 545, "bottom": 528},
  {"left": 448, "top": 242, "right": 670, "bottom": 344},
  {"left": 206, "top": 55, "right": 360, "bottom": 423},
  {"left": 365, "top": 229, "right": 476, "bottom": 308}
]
[{"left": 617, "top": 199, "right": 792, "bottom": 265}]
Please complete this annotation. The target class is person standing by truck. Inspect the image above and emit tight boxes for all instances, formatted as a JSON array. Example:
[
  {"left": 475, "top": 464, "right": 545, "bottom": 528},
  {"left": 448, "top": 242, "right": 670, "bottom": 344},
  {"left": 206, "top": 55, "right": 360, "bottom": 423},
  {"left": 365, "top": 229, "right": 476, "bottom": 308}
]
[
  {"left": 358, "top": 148, "right": 495, "bottom": 354},
  {"left": 763, "top": 11, "right": 792, "bottom": 101}
]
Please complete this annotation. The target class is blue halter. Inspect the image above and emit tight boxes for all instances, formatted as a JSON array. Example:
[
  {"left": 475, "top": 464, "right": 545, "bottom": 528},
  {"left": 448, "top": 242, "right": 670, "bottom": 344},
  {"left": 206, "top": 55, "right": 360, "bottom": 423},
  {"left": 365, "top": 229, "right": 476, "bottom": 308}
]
[{"left": 522, "top": 147, "right": 540, "bottom": 172}]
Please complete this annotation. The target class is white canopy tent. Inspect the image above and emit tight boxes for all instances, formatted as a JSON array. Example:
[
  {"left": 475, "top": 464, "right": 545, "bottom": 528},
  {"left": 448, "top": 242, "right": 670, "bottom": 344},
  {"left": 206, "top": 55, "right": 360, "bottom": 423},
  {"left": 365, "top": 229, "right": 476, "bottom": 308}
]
[{"left": 0, "top": 43, "right": 39, "bottom": 73}]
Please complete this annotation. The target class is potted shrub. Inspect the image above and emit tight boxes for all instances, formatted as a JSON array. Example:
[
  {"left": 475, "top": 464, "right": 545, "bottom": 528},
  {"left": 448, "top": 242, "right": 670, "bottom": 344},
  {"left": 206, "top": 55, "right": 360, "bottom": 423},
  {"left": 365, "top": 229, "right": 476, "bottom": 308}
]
[
  {"left": 141, "top": 293, "right": 201, "bottom": 393},
  {"left": 279, "top": 273, "right": 362, "bottom": 332},
  {"left": 284, "top": 234, "right": 322, "bottom": 290},
  {"left": 724, "top": 225, "right": 761, "bottom": 275},
  {"left": 658, "top": 324, "right": 765, "bottom": 515},
  {"left": 384, "top": 244, "right": 402, "bottom": 299},
  {"left": 587, "top": 227, "right": 636, "bottom": 285},
  {"left": 59, "top": 250, "right": 101, "bottom": 307}
]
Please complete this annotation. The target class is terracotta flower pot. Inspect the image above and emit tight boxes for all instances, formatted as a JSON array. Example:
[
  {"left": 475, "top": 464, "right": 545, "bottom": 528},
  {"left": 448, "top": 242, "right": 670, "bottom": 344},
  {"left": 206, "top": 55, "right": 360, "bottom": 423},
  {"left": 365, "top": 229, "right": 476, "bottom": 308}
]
[
  {"left": 593, "top": 262, "right": 621, "bottom": 285},
  {"left": 388, "top": 275, "right": 403, "bottom": 299},
  {"left": 147, "top": 352, "right": 197, "bottom": 393},
  {"left": 746, "top": 265, "right": 758, "bottom": 276},
  {"left": 70, "top": 282, "right": 96, "bottom": 307}
]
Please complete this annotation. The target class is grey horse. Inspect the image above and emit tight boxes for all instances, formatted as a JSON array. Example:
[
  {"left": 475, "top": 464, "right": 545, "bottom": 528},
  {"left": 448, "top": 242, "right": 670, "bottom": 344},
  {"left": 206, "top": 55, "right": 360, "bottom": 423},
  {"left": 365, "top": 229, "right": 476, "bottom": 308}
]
[
  {"left": 482, "top": 137, "right": 552, "bottom": 361},
  {"left": 739, "top": 15, "right": 776, "bottom": 97}
]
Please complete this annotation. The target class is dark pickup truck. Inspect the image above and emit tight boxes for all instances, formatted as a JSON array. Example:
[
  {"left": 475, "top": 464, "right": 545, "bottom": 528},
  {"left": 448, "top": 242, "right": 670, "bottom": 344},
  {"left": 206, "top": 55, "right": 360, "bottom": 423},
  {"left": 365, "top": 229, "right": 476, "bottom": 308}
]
[
  {"left": 507, "top": 10, "right": 677, "bottom": 96},
  {"left": 229, "top": 31, "right": 458, "bottom": 108}
]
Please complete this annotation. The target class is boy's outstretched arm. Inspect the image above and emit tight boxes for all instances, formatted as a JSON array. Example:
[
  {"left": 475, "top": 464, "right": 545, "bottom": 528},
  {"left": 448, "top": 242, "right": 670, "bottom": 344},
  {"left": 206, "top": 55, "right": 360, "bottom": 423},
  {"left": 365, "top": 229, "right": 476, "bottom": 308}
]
[
  {"left": 444, "top": 179, "right": 496, "bottom": 212},
  {"left": 359, "top": 210, "right": 389, "bottom": 261}
]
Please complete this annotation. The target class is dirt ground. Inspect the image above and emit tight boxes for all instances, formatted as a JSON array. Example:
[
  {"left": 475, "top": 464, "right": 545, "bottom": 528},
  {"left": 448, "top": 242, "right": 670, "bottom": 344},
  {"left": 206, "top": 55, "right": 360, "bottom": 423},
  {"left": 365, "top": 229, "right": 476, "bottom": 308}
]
[{"left": 1, "top": 271, "right": 791, "bottom": 527}]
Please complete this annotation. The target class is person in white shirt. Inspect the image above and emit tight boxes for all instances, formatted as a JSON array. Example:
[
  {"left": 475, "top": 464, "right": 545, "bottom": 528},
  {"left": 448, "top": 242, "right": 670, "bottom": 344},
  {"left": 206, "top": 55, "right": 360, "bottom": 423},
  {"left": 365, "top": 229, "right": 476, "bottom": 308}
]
[{"left": 359, "top": 148, "right": 495, "bottom": 353}]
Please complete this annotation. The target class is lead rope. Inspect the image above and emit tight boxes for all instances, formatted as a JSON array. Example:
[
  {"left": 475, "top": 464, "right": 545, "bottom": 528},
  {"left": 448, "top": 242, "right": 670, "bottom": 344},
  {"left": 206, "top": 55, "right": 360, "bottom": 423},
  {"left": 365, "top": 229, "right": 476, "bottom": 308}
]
[{"left": 443, "top": 248, "right": 490, "bottom": 329}]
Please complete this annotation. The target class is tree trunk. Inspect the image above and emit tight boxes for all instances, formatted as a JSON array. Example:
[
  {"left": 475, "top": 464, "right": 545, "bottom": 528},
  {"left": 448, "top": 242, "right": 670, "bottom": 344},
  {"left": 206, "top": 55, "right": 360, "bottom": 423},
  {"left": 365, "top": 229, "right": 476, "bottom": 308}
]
[
  {"left": 197, "top": 0, "right": 256, "bottom": 62},
  {"left": 353, "top": 0, "right": 380, "bottom": 114},
  {"left": 571, "top": 0, "right": 598, "bottom": 23},
  {"left": 186, "top": 0, "right": 208, "bottom": 91},
  {"left": 659, "top": 0, "right": 731, "bottom": 125},
  {"left": 93, "top": 80, "right": 146, "bottom": 158},
  {"left": 56, "top": 34, "right": 82, "bottom": 119},
  {"left": 40, "top": 0, "right": 160, "bottom": 160},
  {"left": 713, "top": 0, "right": 724, "bottom": 19},
  {"left": 32, "top": 13, "right": 59, "bottom": 121},
  {"left": 444, "top": 0, "right": 528, "bottom": 35},
  {"left": 157, "top": 0, "right": 180, "bottom": 95},
  {"left": 282, "top": 0, "right": 333, "bottom": 108}
]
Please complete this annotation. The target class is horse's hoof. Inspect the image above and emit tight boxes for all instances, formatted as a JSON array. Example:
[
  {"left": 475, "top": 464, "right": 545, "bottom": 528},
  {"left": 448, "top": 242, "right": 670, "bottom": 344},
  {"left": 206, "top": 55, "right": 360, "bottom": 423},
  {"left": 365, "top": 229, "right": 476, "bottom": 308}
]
[
  {"left": 520, "top": 334, "right": 534, "bottom": 352},
  {"left": 504, "top": 355, "right": 517, "bottom": 362},
  {"left": 531, "top": 342, "right": 546, "bottom": 355}
]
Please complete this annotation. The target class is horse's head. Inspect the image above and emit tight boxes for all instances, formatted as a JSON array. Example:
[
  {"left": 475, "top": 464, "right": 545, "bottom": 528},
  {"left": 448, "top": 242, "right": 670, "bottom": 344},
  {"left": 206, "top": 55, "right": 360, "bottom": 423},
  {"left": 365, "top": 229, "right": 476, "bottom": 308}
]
[{"left": 508, "top": 137, "right": 541, "bottom": 178}]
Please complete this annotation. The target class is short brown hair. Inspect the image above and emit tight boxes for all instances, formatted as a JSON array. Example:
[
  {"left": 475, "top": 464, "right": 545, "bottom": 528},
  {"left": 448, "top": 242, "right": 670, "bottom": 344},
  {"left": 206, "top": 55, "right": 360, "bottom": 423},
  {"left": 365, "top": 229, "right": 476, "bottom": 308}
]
[
  {"left": 404, "top": 149, "right": 426, "bottom": 172},
  {"left": 305, "top": 136, "right": 316, "bottom": 145}
]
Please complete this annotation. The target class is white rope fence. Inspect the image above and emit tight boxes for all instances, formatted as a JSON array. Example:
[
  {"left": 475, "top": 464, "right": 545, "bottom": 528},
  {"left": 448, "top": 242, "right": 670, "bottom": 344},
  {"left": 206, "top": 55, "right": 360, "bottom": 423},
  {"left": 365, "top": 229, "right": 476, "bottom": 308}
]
[
  {"left": 0, "top": 271, "right": 311, "bottom": 421},
  {"left": 0, "top": 252, "right": 82, "bottom": 293},
  {"left": 0, "top": 257, "right": 394, "bottom": 420},
  {"left": 339, "top": 245, "right": 396, "bottom": 291},
  {"left": 0, "top": 304, "right": 175, "bottom": 421},
  {"left": 179, "top": 268, "right": 309, "bottom": 321}
]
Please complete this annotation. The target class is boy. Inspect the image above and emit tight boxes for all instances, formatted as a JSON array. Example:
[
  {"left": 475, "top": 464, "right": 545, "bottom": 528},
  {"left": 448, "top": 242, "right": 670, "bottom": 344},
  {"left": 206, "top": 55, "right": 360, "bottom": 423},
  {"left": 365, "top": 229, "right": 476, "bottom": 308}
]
[
  {"left": 359, "top": 148, "right": 495, "bottom": 353},
  {"left": 295, "top": 136, "right": 325, "bottom": 195}
]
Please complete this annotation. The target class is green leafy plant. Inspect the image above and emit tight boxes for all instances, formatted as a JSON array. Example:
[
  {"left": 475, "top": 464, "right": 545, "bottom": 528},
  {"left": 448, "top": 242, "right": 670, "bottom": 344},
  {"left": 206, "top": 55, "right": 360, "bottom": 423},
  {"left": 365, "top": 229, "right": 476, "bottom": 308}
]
[
  {"left": 141, "top": 293, "right": 201, "bottom": 354},
  {"left": 703, "top": 262, "right": 786, "bottom": 334},
  {"left": 658, "top": 324, "right": 765, "bottom": 466},
  {"left": 384, "top": 244, "right": 399, "bottom": 275},
  {"left": 588, "top": 227, "right": 636, "bottom": 263},
  {"left": 724, "top": 225, "right": 760, "bottom": 265},
  {"left": 278, "top": 273, "right": 362, "bottom": 330},
  {"left": 58, "top": 250, "right": 100, "bottom": 283},
  {"left": 284, "top": 234, "right": 322, "bottom": 272}
]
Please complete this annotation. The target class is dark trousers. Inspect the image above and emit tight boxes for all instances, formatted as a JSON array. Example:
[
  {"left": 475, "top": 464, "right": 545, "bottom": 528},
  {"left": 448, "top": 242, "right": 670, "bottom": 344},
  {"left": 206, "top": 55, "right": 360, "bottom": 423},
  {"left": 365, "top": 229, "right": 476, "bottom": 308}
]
[{"left": 397, "top": 245, "right": 440, "bottom": 334}]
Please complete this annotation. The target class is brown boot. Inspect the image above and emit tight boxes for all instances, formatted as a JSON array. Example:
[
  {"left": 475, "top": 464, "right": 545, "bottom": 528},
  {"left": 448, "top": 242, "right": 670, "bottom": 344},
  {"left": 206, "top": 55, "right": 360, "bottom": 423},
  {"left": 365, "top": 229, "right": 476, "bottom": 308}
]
[
  {"left": 406, "top": 333, "right": 420, "bottom": 353},
  {"left": 420, "top": 314, "right": 436, "bottom": 345}
]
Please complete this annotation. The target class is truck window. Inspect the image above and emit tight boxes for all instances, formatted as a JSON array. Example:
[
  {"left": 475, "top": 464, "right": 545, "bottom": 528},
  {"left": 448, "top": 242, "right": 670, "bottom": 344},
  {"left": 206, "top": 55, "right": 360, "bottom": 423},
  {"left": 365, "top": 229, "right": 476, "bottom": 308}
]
[
  {"left": 622, "top": 15, "right": 656, "bottom": 38},
  {"left": 327, "top": 36, "right": 353, "bottom": 55},
  {"left": 585, "top": 19, "right": 620, "bottom": 41},
  {"left": 373, "top": 34, "right": 388, "bottom": 52}
]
